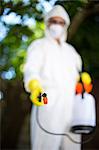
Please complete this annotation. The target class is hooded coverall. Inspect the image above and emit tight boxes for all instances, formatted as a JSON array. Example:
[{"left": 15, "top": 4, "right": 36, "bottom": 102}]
[{"left": 24, "top": 5, "right": 82, "bottom": 150}]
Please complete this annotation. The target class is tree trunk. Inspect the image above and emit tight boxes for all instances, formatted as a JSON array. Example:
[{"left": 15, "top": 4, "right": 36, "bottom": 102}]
[
  {"left": 68, "top": 3, "right": 99, "bottom": 41},
  {"left": 0, "top": 79, "right": 31, "bottom": 149}
]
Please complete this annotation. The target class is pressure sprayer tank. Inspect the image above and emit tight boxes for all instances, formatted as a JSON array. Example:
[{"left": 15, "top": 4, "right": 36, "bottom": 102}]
[{"left": 71, "top": 92, "right": 96, "bottom": 134}]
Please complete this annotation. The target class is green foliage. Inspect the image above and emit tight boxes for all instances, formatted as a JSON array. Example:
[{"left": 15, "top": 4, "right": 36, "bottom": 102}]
[
  {"left": 0, "top": 21, "right": 44, "bottom": 79},
  {"left": 0, "top": 0, "right": 45, "bottom": 79}
]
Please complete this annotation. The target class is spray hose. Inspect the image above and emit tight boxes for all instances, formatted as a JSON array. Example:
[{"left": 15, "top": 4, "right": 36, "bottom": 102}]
[
  {"left": 36, "top": 106, "right": 96, "bottom": 144},
  {"left": 36, "top": 107, "right": 96, "bottom": 144}
]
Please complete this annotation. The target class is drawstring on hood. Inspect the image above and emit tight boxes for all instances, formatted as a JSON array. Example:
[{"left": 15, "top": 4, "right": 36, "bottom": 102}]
[{"left": 44, "top": 5, "right": 70, "bottom": 42}]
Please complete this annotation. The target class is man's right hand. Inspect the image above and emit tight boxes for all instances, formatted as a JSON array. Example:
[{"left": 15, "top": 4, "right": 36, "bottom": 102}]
[{"left": 28, "top": 79, "right": 44, "bottom": 104}]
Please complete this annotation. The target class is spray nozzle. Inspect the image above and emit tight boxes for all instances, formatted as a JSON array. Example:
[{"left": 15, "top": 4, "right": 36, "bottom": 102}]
[{"left": 30, "top": 92, "right": 48, "bottom": 106}]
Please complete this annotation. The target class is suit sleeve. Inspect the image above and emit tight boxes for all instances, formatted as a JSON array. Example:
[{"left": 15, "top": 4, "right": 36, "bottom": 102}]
[
  {"left": 23, "top": 40, "right": 44, "bottom": 92},
  {"left": 69, "top": 44, "right": 82, "bottom": 72},
  {"left": 76, "top": 53, "right": 82, "bottom": 72}
]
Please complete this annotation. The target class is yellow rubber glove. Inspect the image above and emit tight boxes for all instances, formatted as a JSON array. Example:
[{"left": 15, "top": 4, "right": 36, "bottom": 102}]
[
  {"left": 81, "top": 72, "right": 92, "bottom": 84},
  {"left": 28, "top": 79, "right": 43, "bottom": 93},
  {"left": 28, "top": 79, "right": 44, "bottom": 106}
]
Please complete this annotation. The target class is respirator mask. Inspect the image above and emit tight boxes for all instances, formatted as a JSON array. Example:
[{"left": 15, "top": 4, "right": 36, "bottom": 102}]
[{"left": 49, "top": 24, "right": 64, "bottom": 39}]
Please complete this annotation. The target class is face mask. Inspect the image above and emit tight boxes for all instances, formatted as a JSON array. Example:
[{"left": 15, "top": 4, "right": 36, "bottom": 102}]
[{"left": 49, "top": 24, "right": 64, "bottom": 39}]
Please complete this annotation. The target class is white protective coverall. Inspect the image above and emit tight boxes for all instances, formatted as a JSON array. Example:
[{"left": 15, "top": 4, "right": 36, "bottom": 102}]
[{"left": 24, "top": 5, "right": 82, "bottom": 150}]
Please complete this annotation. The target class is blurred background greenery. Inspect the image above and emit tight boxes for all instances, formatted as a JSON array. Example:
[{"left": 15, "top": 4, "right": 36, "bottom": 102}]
[{"left": 0, "top": 0, "right": 99, "bottom": 150}]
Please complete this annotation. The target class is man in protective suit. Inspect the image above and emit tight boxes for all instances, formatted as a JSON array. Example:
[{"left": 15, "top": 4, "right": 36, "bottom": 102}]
[{"left": 24, "top": 5, "right": 82, "bottom": 150}]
